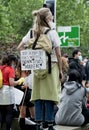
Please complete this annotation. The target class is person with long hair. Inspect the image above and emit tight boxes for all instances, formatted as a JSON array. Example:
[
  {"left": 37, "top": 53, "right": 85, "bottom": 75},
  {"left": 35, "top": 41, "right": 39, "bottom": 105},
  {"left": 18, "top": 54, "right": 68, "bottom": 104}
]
[
  {"left": 0, "top": 54, "right": 24, "bottom": 130},
  {"left": 15, "top": 60, "right": 35, "bottom": 130},
  {"left": 17, "top": 7, "right": 63, "bottom": 130}
]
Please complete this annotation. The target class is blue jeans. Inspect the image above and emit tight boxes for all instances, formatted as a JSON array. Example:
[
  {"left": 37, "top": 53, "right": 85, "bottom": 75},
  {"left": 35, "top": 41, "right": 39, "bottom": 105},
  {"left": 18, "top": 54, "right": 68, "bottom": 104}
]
[{"left": 34, "top": 100, "right": 55, "bottom": 122}]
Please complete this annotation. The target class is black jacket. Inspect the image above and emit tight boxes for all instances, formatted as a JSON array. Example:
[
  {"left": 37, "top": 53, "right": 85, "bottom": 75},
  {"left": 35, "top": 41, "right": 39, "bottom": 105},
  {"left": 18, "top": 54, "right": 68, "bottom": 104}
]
[
  {"left": 69, "top": 58, "right": 86, "bottom": 80},
  {"left": 85, "top": 60, "right": 89, "bottom": 81}
]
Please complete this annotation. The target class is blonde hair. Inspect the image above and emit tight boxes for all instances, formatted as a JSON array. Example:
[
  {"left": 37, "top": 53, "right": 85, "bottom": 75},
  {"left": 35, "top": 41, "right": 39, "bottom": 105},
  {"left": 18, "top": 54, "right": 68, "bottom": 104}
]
[{"left": 32, "top": 8, "right": 51, "bottom": 35}]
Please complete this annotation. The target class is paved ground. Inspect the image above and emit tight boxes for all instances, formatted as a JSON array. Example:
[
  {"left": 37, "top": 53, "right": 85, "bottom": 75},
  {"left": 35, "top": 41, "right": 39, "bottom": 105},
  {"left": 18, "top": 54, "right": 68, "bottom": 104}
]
[{"left": 1, "top": 118, "right": 89, "bottom": 130}]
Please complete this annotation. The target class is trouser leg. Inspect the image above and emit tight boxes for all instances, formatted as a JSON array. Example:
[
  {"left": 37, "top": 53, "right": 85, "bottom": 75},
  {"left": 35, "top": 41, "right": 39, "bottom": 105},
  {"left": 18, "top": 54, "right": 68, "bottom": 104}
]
[
  {"left": 5, "top": 105, "right": 14, "bottom": 130},
  {"left": 19, "top": 118, "right": 25, "bottom": 130}
]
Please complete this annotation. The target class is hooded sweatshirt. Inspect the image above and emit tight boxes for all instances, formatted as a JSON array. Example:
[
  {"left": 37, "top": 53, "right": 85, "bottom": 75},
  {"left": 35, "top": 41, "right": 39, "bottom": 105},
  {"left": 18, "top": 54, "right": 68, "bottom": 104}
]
[{"left": 55, "top": 81, "right": 86, "bottom": 126}]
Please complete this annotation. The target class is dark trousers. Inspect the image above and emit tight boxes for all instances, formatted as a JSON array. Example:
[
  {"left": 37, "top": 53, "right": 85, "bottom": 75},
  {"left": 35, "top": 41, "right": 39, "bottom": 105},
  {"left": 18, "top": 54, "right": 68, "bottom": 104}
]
[{"left": 0, "top": 104, "right": 14, "bottom": 130}]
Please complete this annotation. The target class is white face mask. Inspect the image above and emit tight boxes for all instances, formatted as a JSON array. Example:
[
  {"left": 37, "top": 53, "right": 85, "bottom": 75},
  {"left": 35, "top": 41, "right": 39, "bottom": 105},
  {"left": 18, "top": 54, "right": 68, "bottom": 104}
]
[
  {"left": 48, "top": 21, "right": 56, "bottom": 29},
  {"left": 12, "top": 64, "right": 16, "bottom": 69},
  {"left": 78, "top": 55, "right": 83, "bottom": 61}
]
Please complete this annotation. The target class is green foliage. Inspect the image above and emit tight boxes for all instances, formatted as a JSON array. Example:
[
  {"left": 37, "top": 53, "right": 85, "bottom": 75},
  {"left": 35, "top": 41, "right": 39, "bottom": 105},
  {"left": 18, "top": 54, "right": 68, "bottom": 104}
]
[
  {"left": 0, "top": 0, "right": 89, "bottom": 57},
  {"left": 0, "top": 0, "right": 43, "bottom": 43},
  {"left": 0, "top": 0, "right": 12, "bottom": 43},
  {"left": 56, "top": 0, "right": 89, "bottom": 57}
]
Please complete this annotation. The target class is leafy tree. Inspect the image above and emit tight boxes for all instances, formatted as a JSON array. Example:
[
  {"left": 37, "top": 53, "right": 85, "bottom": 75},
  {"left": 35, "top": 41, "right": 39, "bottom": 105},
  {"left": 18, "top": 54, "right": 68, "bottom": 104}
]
[
  {"left": 0, "top": 0, "right": 43, "bottom": 43},
  {"left": 0, "top": 0, "right": 89, "bottom": 57},
  {"left": 56, "top": 0, "right": 89, "bottom": 57}
]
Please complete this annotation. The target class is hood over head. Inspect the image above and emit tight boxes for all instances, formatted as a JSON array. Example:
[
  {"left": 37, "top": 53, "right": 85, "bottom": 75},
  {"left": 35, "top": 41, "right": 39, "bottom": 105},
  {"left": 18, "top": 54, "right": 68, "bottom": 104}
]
[{"left": 63, "top": 81, "right": 81, "bottom": 95}]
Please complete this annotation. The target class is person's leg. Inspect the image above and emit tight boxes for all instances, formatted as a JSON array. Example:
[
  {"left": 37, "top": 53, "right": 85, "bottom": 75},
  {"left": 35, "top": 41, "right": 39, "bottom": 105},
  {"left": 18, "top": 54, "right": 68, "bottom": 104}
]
[
  {"left": 26, "top": 97, "right": 35, "bottom": 120},
  {"left": 5, "top": 104, "right": 14, "bottom": 130},
  {"left": 34, "top": 100, "right": 44, "bottom": 130},
  {"left": 0, "top": 105, "right": 3, "bottom": 129},
  {"left": 29, "top": 106, "right": 35, "bottom": 119},
  {"left": 19, "top": 105, "right": 26, "bottom": 118},
  {"left": 19, "top": 105, "right": 26, "bottom": 130},
  {"left": 45, "top": 100, "right": 55, "bottom": 130}
]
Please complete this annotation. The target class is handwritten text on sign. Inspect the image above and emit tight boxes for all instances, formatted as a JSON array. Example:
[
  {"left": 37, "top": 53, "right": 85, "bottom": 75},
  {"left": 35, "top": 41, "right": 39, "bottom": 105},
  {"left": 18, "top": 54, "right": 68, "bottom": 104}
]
[{"left": 21, "top": 49, "right": 46, "bottom": 70}]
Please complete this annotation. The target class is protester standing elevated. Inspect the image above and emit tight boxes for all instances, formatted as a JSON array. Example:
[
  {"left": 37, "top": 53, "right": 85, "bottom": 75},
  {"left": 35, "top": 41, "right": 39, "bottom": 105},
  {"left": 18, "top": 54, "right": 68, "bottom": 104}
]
[{"left": 17, "top": 7, "right": 63, "bottom": 130}]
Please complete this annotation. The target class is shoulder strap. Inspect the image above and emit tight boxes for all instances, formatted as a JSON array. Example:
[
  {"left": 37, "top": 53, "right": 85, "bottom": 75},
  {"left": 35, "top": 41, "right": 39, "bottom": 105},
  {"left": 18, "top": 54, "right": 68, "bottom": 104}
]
[
  {"left": 45, "top": 29, "right": 51, "bottom": 74},
  {"left": 44, "top": 29, "right": 51, "bottom": 34},
  {"left": 30, "top": 29, "right": 33, "bottom": 38},
  {"left": 46, "top": 29, "right": 51, "bottom": 73},
  {"left": 30, "top": 29, "right": 40, "bottom": 50},
  {"left": 46, "top": 53, "right": 51, "bottom": 74},
  {"left": 32, "top": 35, "right": 40, "bottom": 49}
]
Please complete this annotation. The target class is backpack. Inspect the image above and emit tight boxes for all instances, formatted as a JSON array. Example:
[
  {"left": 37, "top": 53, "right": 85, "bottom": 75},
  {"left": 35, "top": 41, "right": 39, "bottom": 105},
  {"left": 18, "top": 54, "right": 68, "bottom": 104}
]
[
  {"left": 27, "top": 29, "right": 52, "bottom": 79},
  {"left": 0, "top": 69, "right": 3, "bottom": 89}
]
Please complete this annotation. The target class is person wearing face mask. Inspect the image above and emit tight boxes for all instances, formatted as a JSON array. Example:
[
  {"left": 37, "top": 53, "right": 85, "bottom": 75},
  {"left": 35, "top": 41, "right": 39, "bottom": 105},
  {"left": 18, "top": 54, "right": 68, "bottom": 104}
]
[
  {"left": 78, "top": 52, "right": 84, "bottom": 65},
  {"left": 78, "top": 55, "right": 83, "bottom": 62},
  {"left": 68, "top": 49, "right": 86, "bottom": 81},
  {"left": 0, "top": 54, "right": 25, "bottom": 130},
  {"left": 17, "top": 7, "right": 63, "bottom": 130},
  {"left": 48, "top": 21, "right": 56, "bottom": 30},
  {"left": 43, "top": 3, "right": 56, "bottom": 30}
]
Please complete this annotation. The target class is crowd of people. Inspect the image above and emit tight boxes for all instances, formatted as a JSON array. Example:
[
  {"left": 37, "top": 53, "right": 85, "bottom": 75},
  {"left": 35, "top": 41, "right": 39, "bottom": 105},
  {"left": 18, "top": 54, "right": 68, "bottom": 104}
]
[{"left": 0, "top": 6, "right": 89, "bottom": 130}]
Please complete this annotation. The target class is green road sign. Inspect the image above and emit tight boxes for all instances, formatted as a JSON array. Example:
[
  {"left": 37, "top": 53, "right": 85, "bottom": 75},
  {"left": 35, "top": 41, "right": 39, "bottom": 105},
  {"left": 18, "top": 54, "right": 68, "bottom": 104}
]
[{"left": 58, "top": 26, "right": 80, "bottom": 47}]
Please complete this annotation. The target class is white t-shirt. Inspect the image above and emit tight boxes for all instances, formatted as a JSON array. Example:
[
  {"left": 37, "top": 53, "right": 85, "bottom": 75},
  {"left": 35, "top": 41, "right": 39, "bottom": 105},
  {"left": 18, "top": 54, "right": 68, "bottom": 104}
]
[{"left": 21, "top": 29, "right": 62, "bottom": 62}]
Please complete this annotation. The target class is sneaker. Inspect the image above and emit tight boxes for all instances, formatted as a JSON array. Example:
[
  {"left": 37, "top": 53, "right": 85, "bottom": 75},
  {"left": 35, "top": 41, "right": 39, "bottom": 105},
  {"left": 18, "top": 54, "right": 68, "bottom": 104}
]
[
  {"left": 25, "top": 117, "right": 36, "bottom": 125},
  {"left": 42, "top": 121, "right": 48, "bottom": 128}
]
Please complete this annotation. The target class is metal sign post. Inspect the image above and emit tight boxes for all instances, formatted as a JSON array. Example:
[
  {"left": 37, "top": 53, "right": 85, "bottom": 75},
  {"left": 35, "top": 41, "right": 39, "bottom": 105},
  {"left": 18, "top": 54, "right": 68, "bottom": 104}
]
[{"left": 44, "top": 0, "right": 56, "bottom": 23}]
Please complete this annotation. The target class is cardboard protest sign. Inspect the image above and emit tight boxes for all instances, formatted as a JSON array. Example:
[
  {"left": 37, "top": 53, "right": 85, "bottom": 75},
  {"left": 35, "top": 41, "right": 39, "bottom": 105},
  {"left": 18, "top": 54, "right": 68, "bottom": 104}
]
[{"left": 21, "top": 49, "right": 46, "bottom": 70}]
